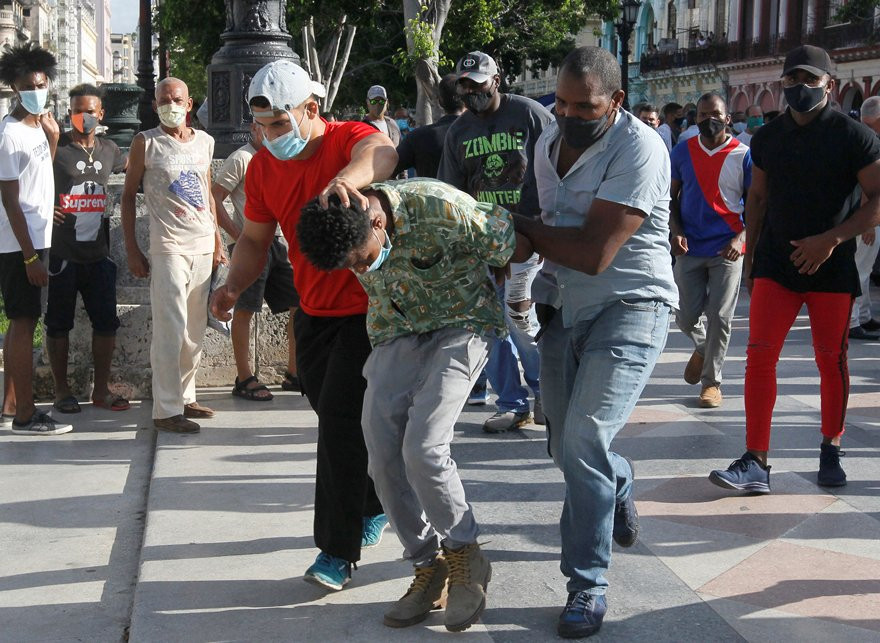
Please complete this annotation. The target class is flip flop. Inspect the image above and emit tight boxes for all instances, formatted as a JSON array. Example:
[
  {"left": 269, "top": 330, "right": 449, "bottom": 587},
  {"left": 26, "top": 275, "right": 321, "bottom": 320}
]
[
  {"left": 93, "top": 393, "right": 131, "bottom": 411},
  {"left": 232, "top": 375, "right": 274, "bottom": 401},
  {"left": 53, "top": 396, "right": 81, "bottom": 413}
]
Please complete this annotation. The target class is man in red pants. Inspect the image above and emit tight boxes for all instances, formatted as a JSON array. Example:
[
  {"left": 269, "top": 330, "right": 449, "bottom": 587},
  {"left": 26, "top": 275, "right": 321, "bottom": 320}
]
[{"left": 709, "top": 45, "right": 880, "bottom": 493}]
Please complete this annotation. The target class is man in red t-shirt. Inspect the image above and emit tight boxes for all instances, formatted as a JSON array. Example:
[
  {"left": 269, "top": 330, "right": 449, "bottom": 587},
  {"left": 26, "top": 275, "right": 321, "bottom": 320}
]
[{"left": 211, "top": 60, "right": 398, "bottom": 591}]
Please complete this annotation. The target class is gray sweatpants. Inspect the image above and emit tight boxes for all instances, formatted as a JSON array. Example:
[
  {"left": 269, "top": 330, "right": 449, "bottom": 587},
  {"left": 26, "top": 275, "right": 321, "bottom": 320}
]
[
  {"left": 673, "top": 254, "right": 742, "bottom": 387},
  {"left": 361, "top": 328, "right": 488, "bottom": 566}
]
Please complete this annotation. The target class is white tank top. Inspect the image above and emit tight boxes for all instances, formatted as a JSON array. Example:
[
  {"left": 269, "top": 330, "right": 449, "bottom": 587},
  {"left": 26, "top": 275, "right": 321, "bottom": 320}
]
[{"left": 142, "top": 127, "right": 215, "bottom": 255}]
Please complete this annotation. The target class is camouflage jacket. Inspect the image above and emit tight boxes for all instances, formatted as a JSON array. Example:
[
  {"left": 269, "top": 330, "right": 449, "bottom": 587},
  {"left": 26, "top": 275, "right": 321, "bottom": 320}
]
[{"left": 357, "top": 178, "right": 515, "bottom": 346}]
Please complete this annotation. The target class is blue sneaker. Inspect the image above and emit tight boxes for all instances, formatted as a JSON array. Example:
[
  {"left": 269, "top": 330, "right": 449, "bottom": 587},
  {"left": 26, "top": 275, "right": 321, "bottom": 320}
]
[
  {"left": 361, "top": 513, "right": 389, "bottom": 548},
  {"left": 709, "top": 452, "right": 771, "bottom": 494},
  {"left": 303, "top": 552, "right": 351, "bottom": 591},
  {"left": 557, "top": 591, "right": 606, "bottom": 638}
]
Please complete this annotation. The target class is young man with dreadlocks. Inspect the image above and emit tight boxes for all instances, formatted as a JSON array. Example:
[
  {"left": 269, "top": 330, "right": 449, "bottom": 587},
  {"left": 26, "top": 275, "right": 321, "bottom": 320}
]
[
  {"left": 0, "top": 43, "right": 70, "bottom": 435},
  {"left": 297, "top": 178, "right": 529, "bottom": 632}
]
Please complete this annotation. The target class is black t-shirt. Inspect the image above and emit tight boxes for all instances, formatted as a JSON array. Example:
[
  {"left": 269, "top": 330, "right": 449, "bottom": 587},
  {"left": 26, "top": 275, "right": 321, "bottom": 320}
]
[
  {"left": 394, "top": 113, "right": 459, "bottom": 179},
  {"left": 437, "top": 94, "right": 552, "bottom": 217},
  {"left": 51, "top": 133, "right": 126, "bottom": 263},
  {"left": 750, "top": 104, "right": 880, "bottom": 295}
]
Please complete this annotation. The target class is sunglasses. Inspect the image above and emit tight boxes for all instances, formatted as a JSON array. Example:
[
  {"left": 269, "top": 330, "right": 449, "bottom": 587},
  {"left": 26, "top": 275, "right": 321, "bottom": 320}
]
[{"left": 369, "top": 98, "right": 386, "bottom": 105}]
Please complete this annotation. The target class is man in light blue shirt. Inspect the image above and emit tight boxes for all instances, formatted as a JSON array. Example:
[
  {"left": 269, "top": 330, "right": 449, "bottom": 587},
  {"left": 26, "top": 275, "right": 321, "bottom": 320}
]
[{"left": 514, "top": 46, "right": 678, "bottom": 639}]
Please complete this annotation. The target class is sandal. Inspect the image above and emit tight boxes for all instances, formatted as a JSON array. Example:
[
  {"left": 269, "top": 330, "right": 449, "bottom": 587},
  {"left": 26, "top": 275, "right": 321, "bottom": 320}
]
[
  {"left": 93, "top": 393, "right": 131, "bottom": 411},
  {"left": 281, "top": 370, "right": 301, "bottom": 392},
  {"left": 53, "top": 395, "right": 81, "bottom": 414},
  {"left": 232, "top": 375, "right": 274, "bottom": 401}
]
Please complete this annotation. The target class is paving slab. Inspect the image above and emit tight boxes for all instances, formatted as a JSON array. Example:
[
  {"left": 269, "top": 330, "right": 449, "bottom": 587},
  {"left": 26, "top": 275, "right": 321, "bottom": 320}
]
[{"left": 4, "top": 287, "right": 880, "bottom": 642}]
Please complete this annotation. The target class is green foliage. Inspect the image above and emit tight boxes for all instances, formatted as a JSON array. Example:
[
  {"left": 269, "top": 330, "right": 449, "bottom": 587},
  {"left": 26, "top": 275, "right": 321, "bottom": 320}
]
[
  {"left": 833, "top": 0, "right": 880, "bottom": 23},
  {"left": 155, "top": 0, "right": 225, "bottom": 100},
  {"left": 156, "top": 0, "right": 618, "bottom": 113},
  {"left": 391, "top": 3, "right": 452, "bottom": 78},
  {"left": 443, "top": 0, "right": 618, "bottom": 83}
]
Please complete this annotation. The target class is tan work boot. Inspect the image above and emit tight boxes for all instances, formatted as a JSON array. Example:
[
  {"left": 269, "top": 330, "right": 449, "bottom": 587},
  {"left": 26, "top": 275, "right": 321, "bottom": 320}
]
[
  {"left": 699, "top": 385, "right": 722, "bottom": 408},
  {"left": 684, "top": 350, "right": 704, "bottom": 385},
  {"left": 383, "top": 556, "right": 449, "bottom": 628},
  {"left": 442, "top": 543, "right": 491, "bottom": 632}
]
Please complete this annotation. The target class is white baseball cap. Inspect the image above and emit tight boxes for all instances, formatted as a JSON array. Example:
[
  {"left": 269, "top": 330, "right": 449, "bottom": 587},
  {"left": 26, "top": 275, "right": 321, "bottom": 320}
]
[
  {"left": 248, "top": 60, "right": 326, "bottom": 117},
  {"left": 367, "top": 85, "right": 387, "bottom": 100}
]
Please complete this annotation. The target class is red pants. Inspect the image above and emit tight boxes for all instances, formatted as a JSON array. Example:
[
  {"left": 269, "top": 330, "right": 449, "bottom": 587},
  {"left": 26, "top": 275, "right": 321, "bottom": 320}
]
[{"left": 745, "top": 278, "right": 853, "bottom": 452}]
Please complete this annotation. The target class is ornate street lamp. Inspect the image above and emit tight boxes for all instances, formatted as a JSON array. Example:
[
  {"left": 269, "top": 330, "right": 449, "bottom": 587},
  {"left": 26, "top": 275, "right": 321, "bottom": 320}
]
[{"left": 615, "top": 0, "right": 641, "bottom": 110}]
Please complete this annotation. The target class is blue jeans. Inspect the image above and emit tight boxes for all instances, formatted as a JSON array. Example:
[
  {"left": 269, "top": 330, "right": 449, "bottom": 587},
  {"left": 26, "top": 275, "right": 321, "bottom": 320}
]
[
  {"left": 539, "top": 299, "right": 670, "bottom": 594},
  {"left": 479, "top": 257, "right": 542, "bottom": 412}
]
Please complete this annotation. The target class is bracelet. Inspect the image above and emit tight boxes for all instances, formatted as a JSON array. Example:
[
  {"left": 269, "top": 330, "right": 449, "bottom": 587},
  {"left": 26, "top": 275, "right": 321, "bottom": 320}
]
[{"left": 23, "top": 253, "right": 39, "bottom": 265}]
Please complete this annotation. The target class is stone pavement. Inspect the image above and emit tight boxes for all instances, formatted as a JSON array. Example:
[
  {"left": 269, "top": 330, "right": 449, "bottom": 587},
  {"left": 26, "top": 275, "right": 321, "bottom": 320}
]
[{"left": 2, "top": 291, "right": 879, "bottom": 642}]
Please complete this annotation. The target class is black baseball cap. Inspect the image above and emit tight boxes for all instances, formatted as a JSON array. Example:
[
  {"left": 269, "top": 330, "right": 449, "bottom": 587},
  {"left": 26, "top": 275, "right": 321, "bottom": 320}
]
[{"left": 781, "top": 45, "right": 833, "bottom": 78}]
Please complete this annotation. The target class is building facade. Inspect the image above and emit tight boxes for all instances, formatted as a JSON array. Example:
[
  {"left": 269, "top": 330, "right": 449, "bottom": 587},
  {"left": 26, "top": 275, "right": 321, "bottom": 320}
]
[
  {"left": 601, "top": 1, "right": 880, "bottom": 113},
  {"left": 110, "top": 32, "right": 136, "bottom": 84}
]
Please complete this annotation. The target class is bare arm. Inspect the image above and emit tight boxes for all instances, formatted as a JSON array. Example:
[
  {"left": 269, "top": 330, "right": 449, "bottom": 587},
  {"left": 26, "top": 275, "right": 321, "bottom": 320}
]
[
  {"left": 121, "top": 134, "right": 149, "bottom": 278},
  {"left": 789, "top": 159, "right": 880, "bottom": 274},
  {"left": 514, "top": 198, "right": 646, "bottom": 276},
  {"left": 318, "top": 133, "right": 398, "bottom": 209},
  {"left": 210, "top": 182, "right": 241, "bottom": 239},
  {"left": 0, "top": 179, "right": 48, "bottom": 286},
  {"left": 210, "top": 217, "right": 276, "bottom": 320},
  {"left": 206, "top": 167, "right": 226, "bottom": 267},
  {"left": 669, "top": 178, "right": 688, "bottom": 256}
]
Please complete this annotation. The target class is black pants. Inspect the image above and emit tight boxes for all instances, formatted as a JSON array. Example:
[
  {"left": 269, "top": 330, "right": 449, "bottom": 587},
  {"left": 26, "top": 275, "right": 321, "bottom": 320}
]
[{"left": 294, "top": 309, "right": 383, "bottom": 562}]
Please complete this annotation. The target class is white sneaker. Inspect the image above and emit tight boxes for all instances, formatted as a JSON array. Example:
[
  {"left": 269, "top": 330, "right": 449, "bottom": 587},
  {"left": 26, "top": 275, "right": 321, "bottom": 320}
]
[{"left": 11, "top": 411, "right": 73, "bottom": 436}]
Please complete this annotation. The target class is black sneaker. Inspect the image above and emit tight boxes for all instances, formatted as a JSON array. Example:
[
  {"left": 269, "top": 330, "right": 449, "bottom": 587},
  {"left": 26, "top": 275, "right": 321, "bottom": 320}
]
[
  {"left": 558, "top": 591, "right": 606, "bottom": 639},
  {"left": 612, "top": 457, "right": 639, "bottom": 547},
  {"left": 709, "top": 452, "right": 771, "bottom": 494},
  {"left": 817, "top": 443, "right": 847, "bottom": 487},
  {"left": 11, "top": 411, "right": 73, "bottom": 436}
]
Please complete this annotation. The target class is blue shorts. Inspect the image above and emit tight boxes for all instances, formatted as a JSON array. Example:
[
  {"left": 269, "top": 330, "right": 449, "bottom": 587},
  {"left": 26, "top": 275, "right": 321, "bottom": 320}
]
[{"left": 45, "top": 255, "right": 121, "bottom": 338}]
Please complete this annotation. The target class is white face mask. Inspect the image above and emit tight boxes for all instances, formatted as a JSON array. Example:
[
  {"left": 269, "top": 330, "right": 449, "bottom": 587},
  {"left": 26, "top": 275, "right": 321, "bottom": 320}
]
[{"left": 157, "top": 103, "right": 187, "bottom": 128}]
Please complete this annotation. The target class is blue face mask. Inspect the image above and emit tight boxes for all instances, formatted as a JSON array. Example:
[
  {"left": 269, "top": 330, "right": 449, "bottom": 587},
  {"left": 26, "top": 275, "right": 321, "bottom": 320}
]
[
  {"left": 396, "top": 118, "right": 410, "bottom": 132},
  {"left": 732, "top": 122, "right": 747, "bottom": 134},
  {"left": 366, "top": 228, "right": 392, "bottom": 272},
  {"left": 19, "top": 88, "right": 48, "bottom": 115},
  {"left": 263, "top": 109, "right": 312, "bottom": 161}
]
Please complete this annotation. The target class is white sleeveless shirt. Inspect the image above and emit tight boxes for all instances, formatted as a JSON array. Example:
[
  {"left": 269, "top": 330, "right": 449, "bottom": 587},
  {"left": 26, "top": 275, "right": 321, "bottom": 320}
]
[{"left": 142, "top": 127, "right": 215, "bottom": 255}]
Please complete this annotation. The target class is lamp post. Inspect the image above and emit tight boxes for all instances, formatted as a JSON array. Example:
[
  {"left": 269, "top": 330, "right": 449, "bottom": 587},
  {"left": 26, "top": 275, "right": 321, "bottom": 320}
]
[
  {"left": 615, "top": 0, "right": 641, "bottom": 110},
  {"left": 136, "top": 0, "right": 157, "bottom": 130}
]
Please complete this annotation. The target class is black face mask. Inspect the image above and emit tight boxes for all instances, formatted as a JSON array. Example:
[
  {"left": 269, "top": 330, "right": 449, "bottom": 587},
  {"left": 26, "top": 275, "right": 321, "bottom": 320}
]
[
  {"left": 556, "top": 106, "right": 614, "bottom": 150},
  {"left": 676, "top": 117, "right": 687, "bottom": 129},
  {"left": 461, "top": 89, "right": 495, "bottom": 114},
  {"left": 784, "top": 84, "right": 826, "bottom": 113},
  {"left": 697, "top": 117, "right": 726, "bottom": 139}
]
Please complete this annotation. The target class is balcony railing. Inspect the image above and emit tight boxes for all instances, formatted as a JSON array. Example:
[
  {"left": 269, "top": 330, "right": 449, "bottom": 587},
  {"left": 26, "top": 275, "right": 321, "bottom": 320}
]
[{"left": 641, "top": 16, "right": 879, "bottom": 73}]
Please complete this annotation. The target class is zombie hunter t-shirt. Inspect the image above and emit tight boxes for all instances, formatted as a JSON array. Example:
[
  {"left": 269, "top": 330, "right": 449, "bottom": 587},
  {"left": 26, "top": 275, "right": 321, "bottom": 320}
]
[
  {"left": 52, "top": 133, "right": 126, "bottom": 263},
  {"left": 438, "top": 93, "right": 551, "bottom": 216}
]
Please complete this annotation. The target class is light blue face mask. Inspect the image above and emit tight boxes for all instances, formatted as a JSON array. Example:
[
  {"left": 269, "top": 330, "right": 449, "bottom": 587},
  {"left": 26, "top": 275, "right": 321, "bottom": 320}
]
[
  {"left": 366, "top": 228, "right": 392, "bottom": 272},
  {"left": 732, "top": 122, "right": 747, "bottom": 134},
  {"left": 263, "top": 109, "right": 312, "bottom": 161},
  {"left": 19, "top": 88, "right": 48, "bottom": 115}
]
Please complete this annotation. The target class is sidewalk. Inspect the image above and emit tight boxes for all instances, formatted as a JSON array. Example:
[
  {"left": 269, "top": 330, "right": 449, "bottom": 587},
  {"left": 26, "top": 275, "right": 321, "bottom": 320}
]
[{"left": 2, "top": 291, "right": 879, "bottom": 642}]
